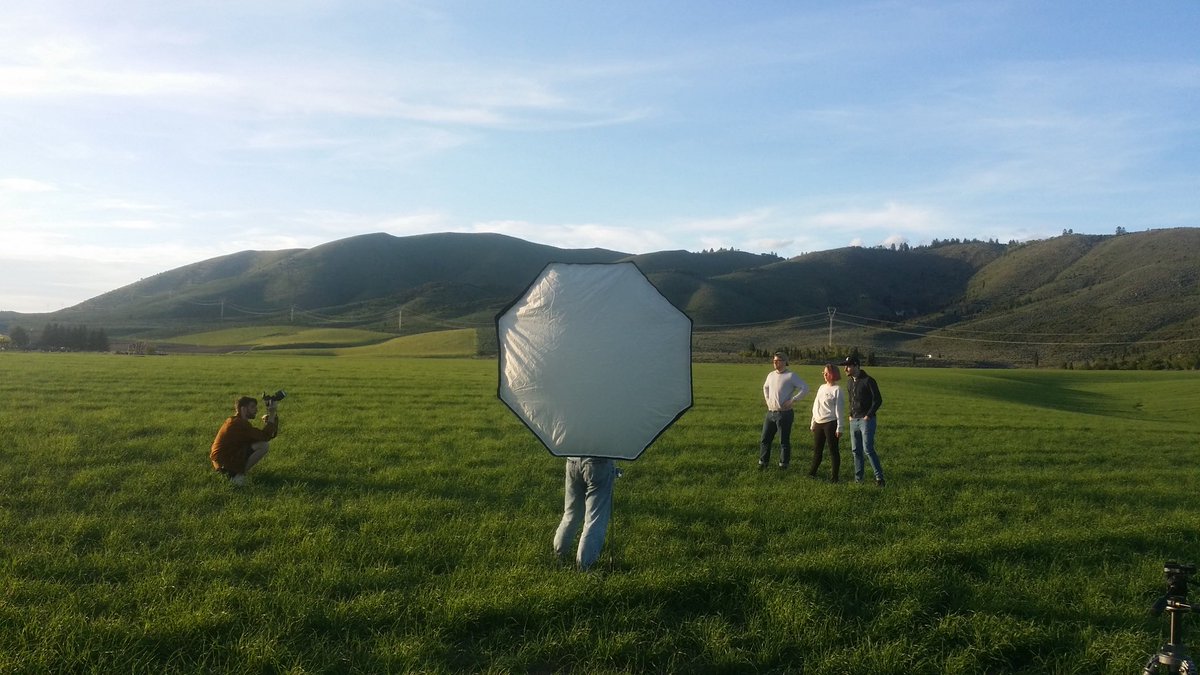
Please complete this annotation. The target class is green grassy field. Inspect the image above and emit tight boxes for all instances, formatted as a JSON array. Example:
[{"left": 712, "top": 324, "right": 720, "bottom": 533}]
[
  {"left": 162, "top": 326, "right": 480, "bottom": 358},
  {"left": 2, "top": 353, "right": 1199, "bottom": 673},
  {"left": 167, "top": 326, "right": 398, "bottom": 349}
]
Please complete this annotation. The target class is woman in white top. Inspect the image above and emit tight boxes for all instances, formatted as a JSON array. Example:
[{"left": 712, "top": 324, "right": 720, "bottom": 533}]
[{"left": 808, "top": 363, "right": 844, "bottom": 481}]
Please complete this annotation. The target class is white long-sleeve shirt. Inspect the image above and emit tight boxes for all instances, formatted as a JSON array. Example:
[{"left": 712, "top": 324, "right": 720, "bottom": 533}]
[
  {"left": 763, "top": 369, "right": 809, "bottom": 411},
  {"left": 810, "top": 383, "right": 844, "bottom": 434}
]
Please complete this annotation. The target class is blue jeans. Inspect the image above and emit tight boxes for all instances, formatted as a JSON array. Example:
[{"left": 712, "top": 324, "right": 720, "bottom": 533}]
[
  {"left": 759, "top": 409, "right": 794, "bottom": 467},
  {"left": 554, "top": 457, "right": 616, "bottom": 570},
  {"left": 849, "top": 417, "right": 884, "bottom": 482}
]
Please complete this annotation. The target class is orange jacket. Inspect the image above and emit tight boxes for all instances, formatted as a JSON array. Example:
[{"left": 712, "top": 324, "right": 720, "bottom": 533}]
[{"left": 209, "top": 414, "right": 278, "bottom": 474}]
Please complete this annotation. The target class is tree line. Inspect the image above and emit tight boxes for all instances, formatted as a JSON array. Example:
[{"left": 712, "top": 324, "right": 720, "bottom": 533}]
[
  {"left": 742, "top": 344, "right": 874, "bottom": 366},
  {"left": 3, "top": 323, "right": 110, "bottom": 352}
]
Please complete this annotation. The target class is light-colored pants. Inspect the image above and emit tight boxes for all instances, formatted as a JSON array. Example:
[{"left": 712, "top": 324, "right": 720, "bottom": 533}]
[{"left": 553, "top": 457, "right": 616, "bottom": 570}]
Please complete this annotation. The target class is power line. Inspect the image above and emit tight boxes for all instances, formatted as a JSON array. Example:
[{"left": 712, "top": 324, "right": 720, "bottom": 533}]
[
  {"left": 693, "top": 311, "right": 830, "bottom": 329},
  {"left": 831, "top": 316, "right": 1200, "bottom": 347},
  {"left": 834, "top": 311, "right": 1182, "bottom": 337}
]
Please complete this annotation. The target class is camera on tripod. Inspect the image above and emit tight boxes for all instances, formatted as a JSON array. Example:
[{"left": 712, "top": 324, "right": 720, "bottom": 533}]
[
  {"left": 1155, "top": 562, "right": 1197, "bottom": 615},
  {"left": 262, "top": 390, "right": 287, "bottom": 404},
  {"left": 1144, "top": 561, "right": 1199, "bottom": 674}
]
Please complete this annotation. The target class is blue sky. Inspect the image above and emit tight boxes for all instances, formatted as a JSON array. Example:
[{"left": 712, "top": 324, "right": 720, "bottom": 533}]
[{"left": 2, "top": 1, "right": 1197, "bottom": 313}]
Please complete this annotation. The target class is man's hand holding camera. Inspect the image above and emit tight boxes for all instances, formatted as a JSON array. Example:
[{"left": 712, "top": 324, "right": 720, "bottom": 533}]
[
  {"left": 262, "top": 399, "right": 279, "bottom": 424},
  {"left": 261, "top": 390, "right": 286, "bottom": 424}
]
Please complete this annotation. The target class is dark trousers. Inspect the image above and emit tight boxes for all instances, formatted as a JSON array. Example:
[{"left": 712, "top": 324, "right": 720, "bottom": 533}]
[
  {"left": 810, "top": 420, "right": 840, "bottom": 481},
  {"left": 759, "top": 410, "right": 794, "bottom": 466}
]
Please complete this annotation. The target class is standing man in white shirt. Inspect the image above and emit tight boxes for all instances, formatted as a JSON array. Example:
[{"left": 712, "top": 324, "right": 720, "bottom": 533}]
[{"left": 759, "top": 352, "right": 809, "bottom": 470}]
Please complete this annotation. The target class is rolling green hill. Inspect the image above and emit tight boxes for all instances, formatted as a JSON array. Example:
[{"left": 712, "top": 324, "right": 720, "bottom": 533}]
[
  {"left": 918, "top": 230, "right": 1200, "bottom": 365},
  {"left": 2, "top": 228, "right": 1197, "bottom": 366}
]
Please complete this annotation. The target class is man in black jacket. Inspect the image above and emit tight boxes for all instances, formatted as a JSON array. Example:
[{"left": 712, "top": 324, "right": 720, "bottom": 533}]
[{"left": 841, "top": 356, "right": 886, "bottom": 487}]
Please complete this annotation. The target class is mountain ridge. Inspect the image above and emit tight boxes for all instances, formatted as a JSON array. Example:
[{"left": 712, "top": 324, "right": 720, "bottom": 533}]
[{"left": 3, "top": 228, "right": 1197, "bottom": 366}]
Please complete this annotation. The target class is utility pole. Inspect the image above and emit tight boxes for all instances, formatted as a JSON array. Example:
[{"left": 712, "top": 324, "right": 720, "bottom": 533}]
[
  {"left": 827, "top": 307, "right": 837, "bottom": 346},
  {"left": 285, "top": 258, "right": 295, "bottom": 321}
]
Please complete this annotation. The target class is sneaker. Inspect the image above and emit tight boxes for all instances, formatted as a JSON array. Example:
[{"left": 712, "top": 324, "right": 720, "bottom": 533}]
[
  {"left": 778, "top": 463, "right": 788, "bottom": 470},
  {"left": 230, "top": 474, "right": 246, "bottom": 487},
  {"left": 758, "top": 462, "right": 766, "bottom": 470},
  {"left": 876, "top": 479, "right": 886, "bottom": 488}
]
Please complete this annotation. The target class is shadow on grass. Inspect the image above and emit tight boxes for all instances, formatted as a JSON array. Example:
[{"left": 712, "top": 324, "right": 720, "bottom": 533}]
[{"left": 957, "top": 373, "right": 1125, "bottom": 418}]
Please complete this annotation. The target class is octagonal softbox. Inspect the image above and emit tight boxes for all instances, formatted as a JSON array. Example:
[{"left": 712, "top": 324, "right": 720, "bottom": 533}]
[{"left": 496, "top": 262, "right": 693, "bottom": 460}]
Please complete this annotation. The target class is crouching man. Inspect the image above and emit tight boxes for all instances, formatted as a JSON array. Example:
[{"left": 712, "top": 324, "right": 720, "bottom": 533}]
[{"left": 210, "top": 395, "right": 279, "bottom": 486}]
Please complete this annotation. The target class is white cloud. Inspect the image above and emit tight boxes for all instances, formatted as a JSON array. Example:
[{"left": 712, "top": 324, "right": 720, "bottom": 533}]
[
  {"left": 806, "top": 202, "right": 943, "bottom": 233},
  {"left": 240, "top": 127, "right": 471, "bottom": 165},
  {"left": 106, "top": 219, "right": 163, "bottom": 231},
  {"left": 677, "top": 208, "right": 776, "bottom": 234},
  {"left": 0, "top": 61, "right": 231, "bottom": 98},
  {"left": 91, "top": 198, "right": 163, "bottom": 211},
  {"left": 0, "top": 178, "right": 57, "bottom": 192},
  {"left": 741, "top": 237, "right": 795, "bottom": 255},
  {"left": 471, "top": 219, "right": 674, "bottom": 253},
  {"left": 377, "top": 211, "right": 454, "bottom": 233}
]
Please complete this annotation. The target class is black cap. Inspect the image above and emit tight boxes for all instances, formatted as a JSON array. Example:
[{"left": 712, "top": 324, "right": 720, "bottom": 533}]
[{"left": 841, "top": 356, "right": 860, "bottom": 366}]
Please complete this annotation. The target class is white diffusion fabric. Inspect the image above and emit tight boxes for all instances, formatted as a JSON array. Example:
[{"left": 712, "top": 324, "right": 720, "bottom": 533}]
[{"left": 497, "top": 262, "right": 693, "bottom": 460}]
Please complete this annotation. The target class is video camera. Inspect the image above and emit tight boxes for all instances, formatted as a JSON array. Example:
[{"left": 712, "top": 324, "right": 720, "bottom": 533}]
[
  {"left": 1156, "top": 562, "right": 1197, "bottom": 613},
  {"left": 262, "top": 390, "right": 287, "bottom": 404}
]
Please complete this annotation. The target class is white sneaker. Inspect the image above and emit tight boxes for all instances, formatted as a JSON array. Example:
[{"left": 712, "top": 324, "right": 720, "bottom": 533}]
[{"left": 230, "top": 474, "right": 246, "bottom": 487}]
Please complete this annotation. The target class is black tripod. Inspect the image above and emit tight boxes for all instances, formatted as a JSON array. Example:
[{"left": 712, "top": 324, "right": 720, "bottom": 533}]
[{"left": 1144, "top": 561, "right": 1197, "bottom": 675}]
